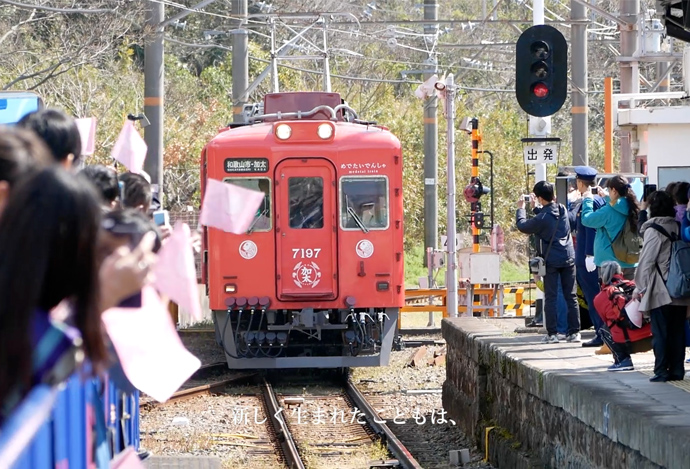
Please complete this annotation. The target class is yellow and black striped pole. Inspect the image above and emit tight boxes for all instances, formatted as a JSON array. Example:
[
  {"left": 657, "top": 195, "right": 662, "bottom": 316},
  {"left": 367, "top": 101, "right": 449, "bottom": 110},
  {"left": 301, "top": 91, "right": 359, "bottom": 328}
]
[{"left": 471, "top": 118, "right": 480, "bottom": 253}]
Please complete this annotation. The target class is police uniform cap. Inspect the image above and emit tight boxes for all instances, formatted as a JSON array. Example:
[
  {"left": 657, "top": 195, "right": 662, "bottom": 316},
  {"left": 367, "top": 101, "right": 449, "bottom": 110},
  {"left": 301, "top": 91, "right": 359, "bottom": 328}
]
[{"left": 574, "top": 166, "right": 597, "bottom": 182}]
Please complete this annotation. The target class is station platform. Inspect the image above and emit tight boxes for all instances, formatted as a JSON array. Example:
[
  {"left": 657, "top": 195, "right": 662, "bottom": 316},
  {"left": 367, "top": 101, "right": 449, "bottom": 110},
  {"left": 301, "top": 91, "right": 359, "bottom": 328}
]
[{"left": 442, "top": 317, "right": 690, "bottom": 469}]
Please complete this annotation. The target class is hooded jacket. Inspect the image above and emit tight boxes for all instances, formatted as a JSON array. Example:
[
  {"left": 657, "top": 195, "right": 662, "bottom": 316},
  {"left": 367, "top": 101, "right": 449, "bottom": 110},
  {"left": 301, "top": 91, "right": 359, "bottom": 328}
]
[
  {"left": 516, "top": 202, "right": 574, "bottom": 267},
  {"left": 634, "top": 216, "right": 690, "bottom": 312},
  {"left": 581, "top": 195, "right": 637, "bottom": 268}
]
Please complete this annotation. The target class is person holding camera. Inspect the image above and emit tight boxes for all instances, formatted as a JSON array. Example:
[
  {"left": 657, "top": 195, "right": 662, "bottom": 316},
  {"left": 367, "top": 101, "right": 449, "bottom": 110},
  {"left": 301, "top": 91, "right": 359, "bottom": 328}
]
[{"left": 517, "top": 181, "right": 581, "bottom": 343}]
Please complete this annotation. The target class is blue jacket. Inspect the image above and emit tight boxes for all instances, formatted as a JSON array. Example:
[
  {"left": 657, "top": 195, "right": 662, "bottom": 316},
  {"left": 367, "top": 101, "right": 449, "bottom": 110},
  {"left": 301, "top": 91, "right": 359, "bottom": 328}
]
[
  {"left": 516, "top": 202, "right": 575, "bottom": 267},
  {"left": 682, "top": 209, "right": 690, "bottom": 242},
  {"left": 568, "top": 196, "right": 605, "bottom": 266},
  {"left": 581, "top": 196, "right": 637, "bottom": 268}
]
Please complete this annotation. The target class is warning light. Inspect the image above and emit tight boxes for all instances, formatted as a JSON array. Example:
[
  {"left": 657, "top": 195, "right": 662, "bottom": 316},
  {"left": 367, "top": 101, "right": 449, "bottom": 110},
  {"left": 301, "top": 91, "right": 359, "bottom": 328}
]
[
  {"left": 533, "top": 83, "right": 549, "bottom": 98},
  {"left": 515, "top": 25, "right": 568, "bottom": 117}
]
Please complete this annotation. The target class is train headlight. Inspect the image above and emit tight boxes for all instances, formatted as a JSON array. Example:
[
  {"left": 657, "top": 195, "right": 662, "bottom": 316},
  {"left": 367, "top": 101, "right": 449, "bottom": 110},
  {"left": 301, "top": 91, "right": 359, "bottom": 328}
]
[
  {"left": 275, "top": 124, "right": 292, "bottom": 140},
  {"left": 317, "top": 123, "right": 333, "bottom": 139},
  {"left": 225, "top": 284, "right": 237, "bottom": 293}
]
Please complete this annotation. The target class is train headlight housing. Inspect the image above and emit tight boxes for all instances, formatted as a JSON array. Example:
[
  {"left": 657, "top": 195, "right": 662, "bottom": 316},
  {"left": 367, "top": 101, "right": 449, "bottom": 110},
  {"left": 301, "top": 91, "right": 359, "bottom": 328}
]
[
  {"left": 275, "top": 124, "right": 292, "bottom": 140},
  {"left": 225, "top": 284, "right": 237, "bottom": 293},
  {"left": 317, "top": 123, "right": 333, "bottom": 139}
]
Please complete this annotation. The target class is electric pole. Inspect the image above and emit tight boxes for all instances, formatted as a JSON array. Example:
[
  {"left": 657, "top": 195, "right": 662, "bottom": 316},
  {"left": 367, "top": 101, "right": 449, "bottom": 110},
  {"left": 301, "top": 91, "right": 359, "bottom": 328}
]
[
  {"left": 444, "top": 75, "right": 458, "bottom": 319},
  {"left": 423, "top": 0, "right": 438, "bottom": 269},
  {"left": 144, "top": 0, "right": 164, "bottom": 202},
  {"left": 232, "top": 0, "right": 249, "bottom": 123},
  {"left": 619, "top": 0, "right": 639, "bottom": 172},
  {"left": 571, "top": 0, "right": 588, "bottom": 166}
]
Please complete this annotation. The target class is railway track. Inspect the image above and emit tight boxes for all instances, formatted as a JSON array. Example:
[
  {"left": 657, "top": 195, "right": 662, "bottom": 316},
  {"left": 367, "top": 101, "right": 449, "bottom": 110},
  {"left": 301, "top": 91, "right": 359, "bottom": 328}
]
[{"left": 259, "top": 376, "right": 424, "bottom": 469}]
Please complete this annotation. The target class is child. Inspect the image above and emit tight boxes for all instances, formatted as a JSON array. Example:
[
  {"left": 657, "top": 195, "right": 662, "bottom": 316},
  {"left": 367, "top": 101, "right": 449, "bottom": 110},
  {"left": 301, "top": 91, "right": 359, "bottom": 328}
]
[{"left": 593, "top": 261, "right": 652, "bottom": 371}]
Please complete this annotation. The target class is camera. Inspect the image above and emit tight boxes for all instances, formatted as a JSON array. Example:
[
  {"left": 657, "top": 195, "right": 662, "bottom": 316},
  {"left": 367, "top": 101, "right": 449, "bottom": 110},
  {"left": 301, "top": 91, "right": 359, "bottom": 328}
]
[
  {"left": 592, "top": 187, "right": 598, "bottom": 195},
  {"left": 529, "top": 257, "right": 546, "bottom": 277},
  {"left": 523, "top": 195, "right": 531, "bottom": 203}
]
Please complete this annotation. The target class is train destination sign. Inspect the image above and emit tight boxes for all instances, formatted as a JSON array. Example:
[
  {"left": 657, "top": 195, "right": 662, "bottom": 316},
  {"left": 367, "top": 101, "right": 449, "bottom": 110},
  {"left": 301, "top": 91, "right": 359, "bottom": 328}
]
[{"left": 224, "top": 158, "right": 269, "bottom": 173}]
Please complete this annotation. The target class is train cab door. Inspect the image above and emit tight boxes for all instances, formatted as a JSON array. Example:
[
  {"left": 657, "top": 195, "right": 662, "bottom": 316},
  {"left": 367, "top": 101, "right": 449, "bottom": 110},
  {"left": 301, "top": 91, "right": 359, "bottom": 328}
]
[{"left": 275, "top": 158, "right": 338, "bottom": 300}]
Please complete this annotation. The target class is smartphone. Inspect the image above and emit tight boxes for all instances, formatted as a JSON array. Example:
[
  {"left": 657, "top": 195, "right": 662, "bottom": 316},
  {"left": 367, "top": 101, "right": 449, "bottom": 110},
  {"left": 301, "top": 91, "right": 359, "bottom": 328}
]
[
  {"left": 643, "top": 184, "right": 657, "bottom": 201},
  {"left": 152, "top": 210, "right": 169, "bottom": 227},
  {"left": 592, "top": 187, "right": 598, "bottom": 195}
]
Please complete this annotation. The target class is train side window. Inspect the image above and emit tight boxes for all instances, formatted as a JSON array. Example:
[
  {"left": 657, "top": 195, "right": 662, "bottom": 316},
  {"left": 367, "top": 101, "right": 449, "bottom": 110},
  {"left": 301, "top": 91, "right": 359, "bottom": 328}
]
[
  {"left": 222, "top": 177, "right": 272, "bottom": 232},
  {"left": 288, "top": 177, "right": 324, "bottom": 229},
  {"left": 340, "top": 176, "right": 389, "bottom": 231}
]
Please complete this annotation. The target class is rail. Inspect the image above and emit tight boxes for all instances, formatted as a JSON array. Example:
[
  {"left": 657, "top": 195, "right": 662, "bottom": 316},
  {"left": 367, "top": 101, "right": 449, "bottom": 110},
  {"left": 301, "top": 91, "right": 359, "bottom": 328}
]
[
  {"left": 261, "top": 378, "right": 305, "bottom": 469},
  {"left": 0, "top": 385, "right": 57, "bottom": 468},
  {"left": 345, "top": 378, "right": 424, "bottom": 469},
  {"left": 0, "top": 372, "right": 140, "bottom": 469}
]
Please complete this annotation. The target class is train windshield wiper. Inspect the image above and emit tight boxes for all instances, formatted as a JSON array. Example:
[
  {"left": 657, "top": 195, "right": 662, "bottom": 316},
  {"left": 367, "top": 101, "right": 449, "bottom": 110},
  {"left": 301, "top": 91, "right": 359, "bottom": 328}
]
[
  {"left": 347, "top": 206, "right": 369, "bottom": 233},
  {"left": 247, "top": 208, "right": 268, "bottom": 234}
]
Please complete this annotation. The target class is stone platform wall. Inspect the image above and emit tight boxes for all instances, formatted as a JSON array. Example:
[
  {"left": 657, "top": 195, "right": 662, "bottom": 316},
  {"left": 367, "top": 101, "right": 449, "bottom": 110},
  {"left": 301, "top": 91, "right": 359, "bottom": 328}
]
[{"left": 442, "top": 318, "right": 670, "bottom": 469}]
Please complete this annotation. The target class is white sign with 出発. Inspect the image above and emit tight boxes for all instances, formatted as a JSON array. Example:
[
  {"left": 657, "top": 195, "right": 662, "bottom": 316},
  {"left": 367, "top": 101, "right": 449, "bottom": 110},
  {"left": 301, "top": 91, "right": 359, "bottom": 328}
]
[{"left": 523, "top": 145, "right": 558, "bottom": 164}]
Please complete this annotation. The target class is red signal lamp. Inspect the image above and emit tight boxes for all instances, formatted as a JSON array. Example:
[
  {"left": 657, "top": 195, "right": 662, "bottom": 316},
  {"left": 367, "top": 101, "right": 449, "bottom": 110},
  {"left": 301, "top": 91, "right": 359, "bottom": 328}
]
[{"left": 533, "top": 83, "right": 549, "bottom": 98}]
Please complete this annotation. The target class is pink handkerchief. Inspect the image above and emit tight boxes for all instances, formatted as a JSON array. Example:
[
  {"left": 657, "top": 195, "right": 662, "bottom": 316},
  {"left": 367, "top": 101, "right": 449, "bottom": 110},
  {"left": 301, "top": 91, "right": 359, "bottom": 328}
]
[
  {"left": 199, "top": 179, "right": 264, "bottom": 234},
  {"left": 101, "top": 286, "right": 201, "bottom": 402},
  {"left": 154, "top": 222, "right": 202, "bottom": 320},
  {"left": 111, "top": 121, "right": 147, "bottom": 173},
  {"left": 110, "top": 446, "right": 146, "bottom": 468},
  {"left": 74, "top": 117, "right": 96, "bottom": 156}
]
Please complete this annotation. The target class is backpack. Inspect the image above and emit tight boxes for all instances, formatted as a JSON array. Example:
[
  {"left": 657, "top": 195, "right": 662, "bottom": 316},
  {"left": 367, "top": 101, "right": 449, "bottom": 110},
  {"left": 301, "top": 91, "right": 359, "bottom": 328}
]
[
  {"left": 606, "top": 278, "right": 644, "bottom": 331},
  {"left": 648, "top": 222, "right": 690, "bottom": 299},
  {"left": 605, "top": 219, "right": 642, "bottom": 264}
]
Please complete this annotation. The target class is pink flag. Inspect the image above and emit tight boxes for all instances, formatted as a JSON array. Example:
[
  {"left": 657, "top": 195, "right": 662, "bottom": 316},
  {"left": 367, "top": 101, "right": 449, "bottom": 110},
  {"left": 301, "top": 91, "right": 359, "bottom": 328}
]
[
  {"left": 153, "top": 222, "right": 202, "bottom": 320},
  {"left": 199, "top": 179, "right": 264, "bottom": 234},
  {"left": 110, "top": 447, "right": 147, "bottom": 469},
  {"left": 111, "top": 121, "right": 147, "bottom": 173},
  {"left": 101, "top": 286, "right": 201, "bottom": 402},
  {"left": 74, "top": 117, "right": 96, "bottom": 156}
]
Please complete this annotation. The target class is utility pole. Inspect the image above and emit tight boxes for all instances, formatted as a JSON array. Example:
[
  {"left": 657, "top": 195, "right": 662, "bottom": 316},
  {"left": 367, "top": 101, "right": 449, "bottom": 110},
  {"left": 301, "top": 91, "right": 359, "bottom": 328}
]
[
  {"left": 531, "top": 0, "right": 548, "bottom": 184},
  {"left": 144, "top": 0, "right": 164, "bottom": 202},
  {"left": 232, "top": 0, "right": 249, "bottom": 123},
  {"left": 444, "top": 74, "right": 458, "bottom": 319},
  {"left": 571, "top": 0, "right": 588, "bottom": 166},
  {"left": 423, "top": 0, "right": 438, "bottom": 270},
  {"left": 619, "top": 0, "right": 639, "bottom": 172}
]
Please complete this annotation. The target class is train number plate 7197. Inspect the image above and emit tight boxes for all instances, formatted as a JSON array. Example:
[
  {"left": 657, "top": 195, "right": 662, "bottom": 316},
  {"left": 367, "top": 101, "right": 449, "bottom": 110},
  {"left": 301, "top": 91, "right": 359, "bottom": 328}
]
[{"left": 292, "top": 248, "right": 321, "bottom": 259}]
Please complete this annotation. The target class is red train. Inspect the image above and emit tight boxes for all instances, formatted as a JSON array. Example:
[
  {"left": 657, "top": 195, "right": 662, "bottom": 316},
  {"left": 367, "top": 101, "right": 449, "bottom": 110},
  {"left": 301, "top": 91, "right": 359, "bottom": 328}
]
[{"left": 200, "top": 92, "right": 403, "bottom": 368}]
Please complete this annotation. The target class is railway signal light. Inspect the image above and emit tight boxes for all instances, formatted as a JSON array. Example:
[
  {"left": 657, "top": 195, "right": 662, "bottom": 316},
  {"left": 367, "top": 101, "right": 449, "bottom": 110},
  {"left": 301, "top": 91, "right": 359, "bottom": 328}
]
[{"left": 515, "top": 25, "right": 568, "bottom": 117}]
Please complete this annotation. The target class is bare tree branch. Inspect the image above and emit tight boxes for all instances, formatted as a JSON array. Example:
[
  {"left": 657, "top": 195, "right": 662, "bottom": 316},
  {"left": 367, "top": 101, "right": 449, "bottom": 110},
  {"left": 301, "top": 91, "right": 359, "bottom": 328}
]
[{"left": 0, "top": 0, "right": 116, "bottom": 14}]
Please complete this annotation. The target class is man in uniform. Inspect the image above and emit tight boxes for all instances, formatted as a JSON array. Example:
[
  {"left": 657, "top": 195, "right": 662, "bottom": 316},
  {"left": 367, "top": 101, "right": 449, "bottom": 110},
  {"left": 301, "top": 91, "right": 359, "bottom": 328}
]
[{"left": 571, "top": 166, "right": 607, "bottom": 348}]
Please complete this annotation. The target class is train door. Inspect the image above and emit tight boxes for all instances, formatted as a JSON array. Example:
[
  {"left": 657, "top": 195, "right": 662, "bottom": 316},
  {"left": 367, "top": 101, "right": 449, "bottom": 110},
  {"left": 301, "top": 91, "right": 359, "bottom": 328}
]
[{"left": 275, "top": 158, "right": 338, "bottom": 300}]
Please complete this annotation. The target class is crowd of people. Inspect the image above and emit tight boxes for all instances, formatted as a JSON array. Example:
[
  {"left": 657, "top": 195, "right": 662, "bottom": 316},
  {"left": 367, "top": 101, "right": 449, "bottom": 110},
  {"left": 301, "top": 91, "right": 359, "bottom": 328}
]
[
  {"left": 517, "top": 167, "right": 690, "bottom": 382},
  {"left": 0, "top": 108, "right": 184, "bottom": 422}
]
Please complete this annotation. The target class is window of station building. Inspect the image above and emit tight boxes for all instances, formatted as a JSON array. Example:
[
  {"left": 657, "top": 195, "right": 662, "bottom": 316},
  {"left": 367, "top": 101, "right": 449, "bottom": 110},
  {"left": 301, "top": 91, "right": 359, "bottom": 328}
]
[
  {"left": 340, "top": 176, "right": 389, "bottom": 231},
  {"left": 288, "top": 177, "right": 324, "bottom": 229},
  {"left": 222, "top": 177, "right": 272, "bottom": 232}
]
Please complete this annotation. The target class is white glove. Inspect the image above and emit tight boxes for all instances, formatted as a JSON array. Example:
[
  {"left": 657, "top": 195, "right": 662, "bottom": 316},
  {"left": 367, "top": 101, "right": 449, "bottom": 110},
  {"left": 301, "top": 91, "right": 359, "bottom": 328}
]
[{"left": 585, "top": 256, "right": 596, "bottom": 272}]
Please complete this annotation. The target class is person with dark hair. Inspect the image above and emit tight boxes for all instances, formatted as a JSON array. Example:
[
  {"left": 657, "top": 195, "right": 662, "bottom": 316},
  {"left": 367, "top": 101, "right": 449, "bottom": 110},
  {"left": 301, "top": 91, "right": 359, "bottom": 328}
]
[
  {"left": 99, "top": 209, "right": 162, "bottom": 260},
  {"left": 581, "top": 175, "right": 639, "bottom": 279},
  {"left": 16, "top": 109, "right": 82, "bottom": 168},
  {"left": 119, "top": 172, "right": 152, "bottom": 213},
  {"left": 0, "top": 167, "right": 106, "bottom": 416},
  {"left": 517, "top": 180, "right": 581, "bottom": 343},
  {"left": 0, "top": 126, "right": 52, "bottom": 216},
  {"left": 635, "top": 190, "right": 690, "bottom": 381},
  {"left": 672, "top": 181, "right": 690, "bottom": 222},
  {"left": 80, "top": 164, "right": 120, "bottom": 211}
]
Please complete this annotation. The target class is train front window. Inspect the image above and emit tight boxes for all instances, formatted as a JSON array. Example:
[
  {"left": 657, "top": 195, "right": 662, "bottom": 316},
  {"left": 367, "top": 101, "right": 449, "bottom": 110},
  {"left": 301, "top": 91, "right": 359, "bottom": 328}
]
[
  {"left": 340, "top": 176, "right": 389, "bottom": 231},
  {"left": 222, "top": 177, "right": 272, "bottom": 232},
  {"left": 288, "top": 177, "right": 324, "bottom": 229}
]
